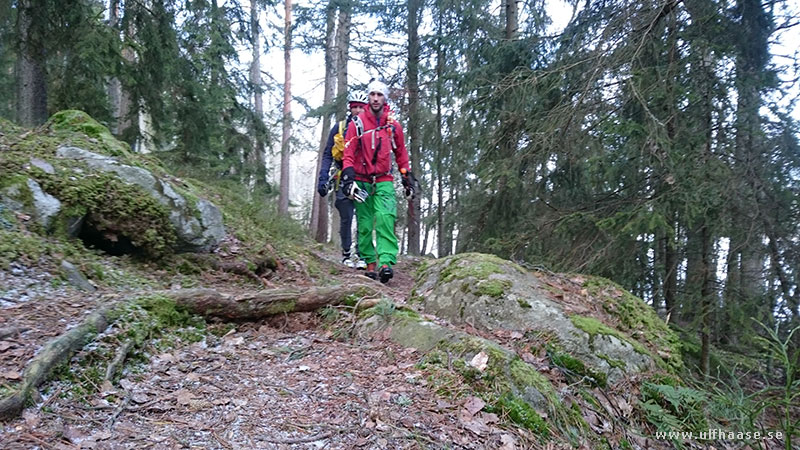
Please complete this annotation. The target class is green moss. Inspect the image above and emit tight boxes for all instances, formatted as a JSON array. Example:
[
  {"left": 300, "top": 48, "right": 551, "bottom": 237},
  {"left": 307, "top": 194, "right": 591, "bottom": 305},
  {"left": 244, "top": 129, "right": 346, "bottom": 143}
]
[
  {"left": 517, "top": 299, "right": 532, "bottom": 308},
  {"left": 473, "top": 279, "right": 512, "bottom": 298},
  {"left": 570, "top": 315, "right": 653, "bottom": 359},
  {"left": 547, "top": 345, "right": 608, "bottom": 387},
  {"left": 37, "top": 168, "right": 176, "bottom": 257},
  {"left": 487, "top": 393, "right": 550, "bottom": 436},
  {"left": 47, "top": 110, "right": 131, "bottom": 157},
  {"left": 583, "top": 276, "right": 683, "bottom": 372},
  {"left": 439, "top": 253, "right": 507, "bottom": 282}
]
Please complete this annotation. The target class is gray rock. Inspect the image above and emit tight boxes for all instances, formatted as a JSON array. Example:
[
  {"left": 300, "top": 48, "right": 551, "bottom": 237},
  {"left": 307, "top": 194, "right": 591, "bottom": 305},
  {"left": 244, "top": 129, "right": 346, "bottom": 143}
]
[
  {"left": 415, "top": 253, "right": 659, "bottom": 384},
  {"left": 27, "top": 179, "right": 61, "bottom": 229},
  {"left": 56, "top": 146, "right": 225, "bottom": 252},
  {"left": 0, "top": 178, "right": 62, "bottom": 229},
  {"left": 30, "top": 158, "right": 55, "bottom": 174},
  {"left": 60, "top": 260, "right": 96, "bottom": 292}
]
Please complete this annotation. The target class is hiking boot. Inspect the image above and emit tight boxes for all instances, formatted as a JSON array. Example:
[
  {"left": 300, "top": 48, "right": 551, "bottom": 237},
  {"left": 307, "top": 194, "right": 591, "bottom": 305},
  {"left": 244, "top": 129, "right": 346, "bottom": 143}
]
[
  {"left": 364, "top": 262, "right": 377, "bottom": 280},
  {"left": 355, "top": 259, "right": 367, "bottom": 270},
  {"left": 379, "top": 265, "right": 393, "bottom": 284},
  {"left": 341, "top": 255, "right": 355, "bottom": 269}
]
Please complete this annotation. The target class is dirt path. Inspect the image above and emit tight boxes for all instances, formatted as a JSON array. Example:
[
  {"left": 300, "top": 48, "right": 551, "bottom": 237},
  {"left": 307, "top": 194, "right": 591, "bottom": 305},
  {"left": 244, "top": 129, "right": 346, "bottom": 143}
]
[{"left": 1, "top": 256, "right": 536, "bottom": 449}]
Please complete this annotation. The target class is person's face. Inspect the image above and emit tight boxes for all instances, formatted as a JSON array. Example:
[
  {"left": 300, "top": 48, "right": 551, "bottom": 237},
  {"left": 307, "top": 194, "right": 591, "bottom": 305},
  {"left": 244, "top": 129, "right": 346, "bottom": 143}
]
[
  {"left": 369, "top": 91, "right": 385, "bottom": 112},
  {"left": 349, "top": 103, "right": 365, "bottom": 116}
]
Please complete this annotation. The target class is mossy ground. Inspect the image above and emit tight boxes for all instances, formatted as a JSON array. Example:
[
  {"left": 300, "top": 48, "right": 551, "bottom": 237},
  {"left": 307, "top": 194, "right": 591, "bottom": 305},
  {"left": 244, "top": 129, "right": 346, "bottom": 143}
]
[{"left": 53, "top": 294, "right": 206, "bottom": 401}]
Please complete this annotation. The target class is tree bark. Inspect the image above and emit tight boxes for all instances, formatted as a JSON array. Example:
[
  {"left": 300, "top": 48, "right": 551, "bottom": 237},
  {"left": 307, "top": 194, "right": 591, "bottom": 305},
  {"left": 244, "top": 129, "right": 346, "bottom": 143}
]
[
  {"left": 505, "top": 0, "right": 518, "bottom": 40},
  {"left": 248, "top": 0, "right": 267, "bottom": 190},
  {"left": 16, "top": 0, "right": 48, "bottom": 127},
  {"left": 334, "top": 5, "right": 350, "bottom": 120},
  {"left": 278, "top": 0, "right": 292, "bottom": 215},
  {"left": 435, "top": 1, "right": 447, "bottom": 257},
  {"left": 107, "top": 0, "right": 122, "bottom": 135},
  {"left": 169, "top": 284, "right": 379, "bottom": 320},
  {"left": 406, "top": 0, "right": 422, "bottom": 256},
  {"left": 310, "top": 2, "right": 337, "bottom": 243}
]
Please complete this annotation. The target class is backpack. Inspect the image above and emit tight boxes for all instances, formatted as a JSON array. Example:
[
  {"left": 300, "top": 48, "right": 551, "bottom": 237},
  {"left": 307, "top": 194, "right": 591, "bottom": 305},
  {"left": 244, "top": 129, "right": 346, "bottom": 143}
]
[{"left": 331, "top": 120, "right": 347, "bottom": 161}]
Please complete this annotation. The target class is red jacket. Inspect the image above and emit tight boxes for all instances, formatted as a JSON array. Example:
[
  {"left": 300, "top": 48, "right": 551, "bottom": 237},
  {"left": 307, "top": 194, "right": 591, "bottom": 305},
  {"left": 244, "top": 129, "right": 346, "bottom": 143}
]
[{"left": 342, "top": 105, "right": 409, "bottom": 182}]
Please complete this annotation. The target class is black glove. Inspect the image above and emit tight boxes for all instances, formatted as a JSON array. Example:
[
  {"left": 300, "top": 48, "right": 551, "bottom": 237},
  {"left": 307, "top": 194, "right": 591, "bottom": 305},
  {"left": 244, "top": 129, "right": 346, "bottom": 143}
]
[
  {"left": 317, "top": 179, "right": 329, "bottom": 197},
  {"left": 341, "top": 167, "right": 356, "bottom": 199},
  {"left": 401, "top": 170, "right": 416, "bottom": 200}
]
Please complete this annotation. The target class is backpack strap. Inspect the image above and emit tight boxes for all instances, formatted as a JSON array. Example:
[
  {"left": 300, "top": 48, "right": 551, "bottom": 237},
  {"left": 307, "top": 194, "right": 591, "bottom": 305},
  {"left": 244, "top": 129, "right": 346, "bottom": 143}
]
[{"left": 352, "top": 115, "right": 364, "bottom": 137}]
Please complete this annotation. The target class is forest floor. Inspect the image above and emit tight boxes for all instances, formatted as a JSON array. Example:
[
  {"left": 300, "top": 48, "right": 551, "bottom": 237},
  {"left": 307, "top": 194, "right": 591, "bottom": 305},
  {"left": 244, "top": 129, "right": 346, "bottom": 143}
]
[{"left": 0, "top": 252, "right": 544, "bottom": 450}]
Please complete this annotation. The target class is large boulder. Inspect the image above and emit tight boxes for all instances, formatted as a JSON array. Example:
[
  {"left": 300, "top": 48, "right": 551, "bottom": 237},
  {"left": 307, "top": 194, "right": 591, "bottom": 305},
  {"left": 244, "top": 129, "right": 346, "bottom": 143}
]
[
  {"left": 55, "top": 146, "right": 224, "bottom": 252},
  {"left": 412, "top": 253, "right": 682, "bottom": 384}
]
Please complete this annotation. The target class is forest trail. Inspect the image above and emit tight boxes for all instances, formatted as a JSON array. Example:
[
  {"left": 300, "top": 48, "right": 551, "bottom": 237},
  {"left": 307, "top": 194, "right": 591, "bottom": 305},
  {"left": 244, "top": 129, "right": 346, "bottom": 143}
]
[{"left": 0, "top": 254, "right": 533, "bottom": 449}]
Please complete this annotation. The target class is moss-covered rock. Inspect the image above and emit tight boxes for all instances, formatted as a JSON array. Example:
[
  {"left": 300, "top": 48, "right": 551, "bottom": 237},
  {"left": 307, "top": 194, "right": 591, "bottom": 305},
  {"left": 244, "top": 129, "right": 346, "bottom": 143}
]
[
  {"left": 47, "top": 110, "right": 132, "bottom": 158},
  {"left": 357, "top": 309, "right": 572, "bottom": 436},
  {"left": 414, "top": 253, "right": 681, "bottom": 384}
]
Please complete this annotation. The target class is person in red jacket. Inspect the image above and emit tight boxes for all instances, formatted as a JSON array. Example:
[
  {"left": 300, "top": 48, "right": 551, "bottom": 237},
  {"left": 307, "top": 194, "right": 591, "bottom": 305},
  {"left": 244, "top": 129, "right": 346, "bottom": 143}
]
[{"left": 340, "top": 80, "right": 416, "bottom": 283}]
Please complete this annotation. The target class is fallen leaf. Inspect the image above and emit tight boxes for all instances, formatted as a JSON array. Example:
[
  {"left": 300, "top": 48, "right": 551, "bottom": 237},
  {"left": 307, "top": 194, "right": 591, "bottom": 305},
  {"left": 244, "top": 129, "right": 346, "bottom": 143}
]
[
  {"left": 186, "top": 372, "right": 200, "bottom": 382},
  {"left": 617, "top": 398, "right": 633, "bottom": 417},
  {"left": 99, "top": 380, "right": 117, "bottom": 397},
  {"left": 2, "top": 370, "right": 21, "bottom": 380},
  {"left": 91, "top": 430, "right": 113, "bottom": 441},
  {"left": 297, "top": 365, "right": 310, "bottom": 372},
  {"left": 510, "top": 331, "right": 524, "bottom": 340},
  {"left": 176, "top": 389, "right": 197, "bottom": 405},
  {"left": 213, "top": 398, "right": 230, "bottom": 406},
  {"left": 462, "top": 418, "right": 490, "bottom": 436},
  {"left": 469, "top": 352, "right": 489, "bottom": 372},
  {"left": 463, "top": 396, "right": 486, "bottom": 416},
  {"left": 0, "top": 341, "right": 14, "bottom": 352},
  {"left": 119, "top": 378, "right": 135, "bottom": 390},
  {"left": 499, "top": 434, "right": 517, "bottom": 450},
  {"left": 22, "top": 410, "right": 40, "bottom": 428},
  {"left": 131, "top": 392, "right": 149, "bottom": 404},
  {"left": 232, "top": 398, "right": 248, "bottom": 407},
  {"left": 480, "top": 412, "right": 500, "bottom": 424}
]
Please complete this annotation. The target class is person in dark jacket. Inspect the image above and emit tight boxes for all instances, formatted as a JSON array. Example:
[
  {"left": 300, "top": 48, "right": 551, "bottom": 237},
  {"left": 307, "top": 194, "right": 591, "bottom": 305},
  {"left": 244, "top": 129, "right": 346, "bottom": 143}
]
[
  {"left": 340, "top": 80, "right": 416, "bottom": 283},
  {"left": 317, "top": 91, "right": 368, "bottom": 269}
]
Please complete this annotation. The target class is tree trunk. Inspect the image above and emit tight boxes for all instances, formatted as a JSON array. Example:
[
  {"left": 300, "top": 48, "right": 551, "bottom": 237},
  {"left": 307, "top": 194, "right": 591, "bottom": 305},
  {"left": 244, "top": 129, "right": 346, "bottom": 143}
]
[
  {"left": 310, "top": 2, "right": 337, "bottom": 243},
  {"left": 435, "top": 2, "right": 447, "bottom": 257},
  {"left": 16, "top": 0, "right": 48, "bottom": 127},
  {"left": 248, "top": 0, "right": 267, "bottom": 190},
  {"left": 278, "top": 0, "right": 292, "bottom": 215},
  {"left": 406, "top": 0, "right": 422, "bottom": 256},
  {"left": 107, "top": 0, "right": 122, "bottom": 135},
  {"left": 505, "top": 0, "right": 518, "bottom": 40},
  {"left": 334, "top": 4, "right": 350, "bottom": 119}
]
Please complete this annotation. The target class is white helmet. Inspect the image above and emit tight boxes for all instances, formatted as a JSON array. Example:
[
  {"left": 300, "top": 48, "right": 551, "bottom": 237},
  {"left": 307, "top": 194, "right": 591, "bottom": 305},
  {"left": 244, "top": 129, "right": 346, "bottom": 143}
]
[{"left": 348, "top": 91, "right": 368, "bottom": 105}]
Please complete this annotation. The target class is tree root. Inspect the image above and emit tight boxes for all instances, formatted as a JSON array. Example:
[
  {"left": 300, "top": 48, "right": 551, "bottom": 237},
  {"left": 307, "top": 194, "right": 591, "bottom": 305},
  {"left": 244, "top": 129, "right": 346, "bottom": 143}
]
[
  {"left": 0, "top": 301, "right": 118, "bottom": 421},
  {"left": 105, "top": 339, "right": 134, "bottom": 382}
]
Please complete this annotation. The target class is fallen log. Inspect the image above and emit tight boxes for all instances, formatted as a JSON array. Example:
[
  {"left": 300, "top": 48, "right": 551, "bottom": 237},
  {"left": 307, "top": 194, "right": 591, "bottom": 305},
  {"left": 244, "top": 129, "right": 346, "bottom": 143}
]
[
  {"left": 167, "top": 284, "right": 380, "bottom": 320},
  {"left": 0, "top": 302, "right": 118, "bottom": 421}
]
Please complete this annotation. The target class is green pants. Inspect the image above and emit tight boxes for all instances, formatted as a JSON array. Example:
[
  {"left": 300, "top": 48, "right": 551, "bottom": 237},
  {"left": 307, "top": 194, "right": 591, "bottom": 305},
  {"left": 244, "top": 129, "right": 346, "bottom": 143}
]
[{"left": 354, "top": 180, "right": 397, "bottom": 267}]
